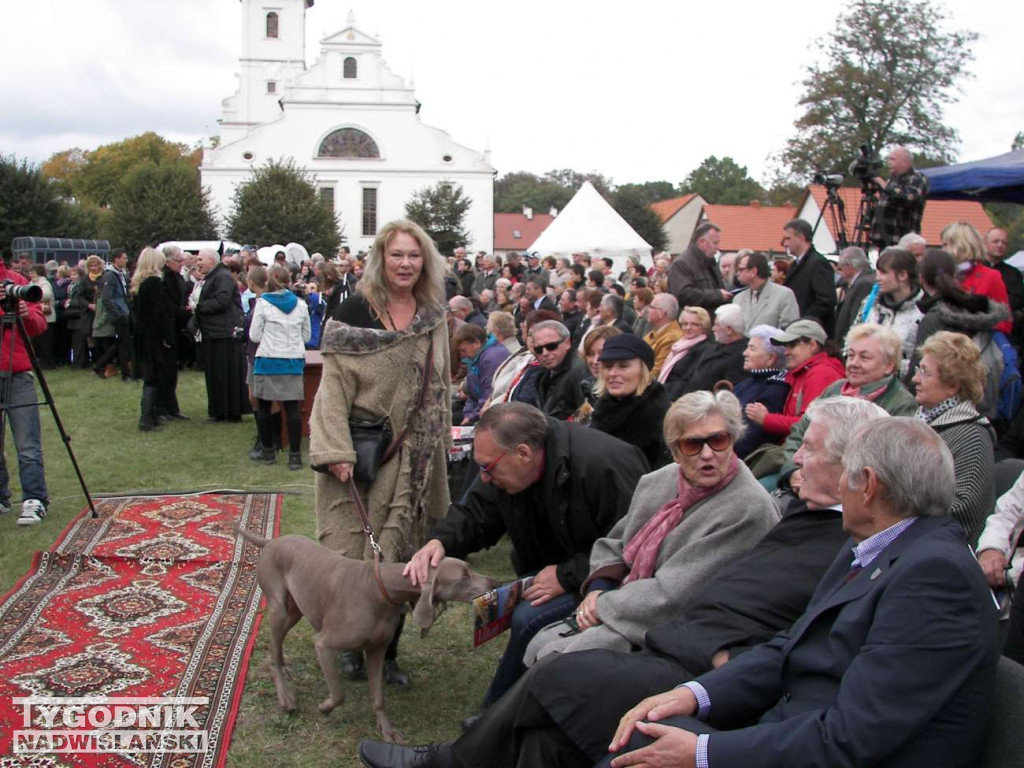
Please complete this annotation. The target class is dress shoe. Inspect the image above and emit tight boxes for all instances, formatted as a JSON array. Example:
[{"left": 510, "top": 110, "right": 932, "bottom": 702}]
[
  {"left": 358, "top": 740, "right": 445, "bottom": 768},
  {"left": 383, "top": 658, "right": 411, "bottom": 688},
  {"left": 340, "top": 650, "right": 366, "bottom": 680},
  {"left": 169, "top": 412, "right": 190, "bottom": 421}
]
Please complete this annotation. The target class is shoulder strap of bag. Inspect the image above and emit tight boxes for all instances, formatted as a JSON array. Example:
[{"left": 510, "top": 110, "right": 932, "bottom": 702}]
[{"left": 380, "top": 336, "right": 435, "bottom": 467}]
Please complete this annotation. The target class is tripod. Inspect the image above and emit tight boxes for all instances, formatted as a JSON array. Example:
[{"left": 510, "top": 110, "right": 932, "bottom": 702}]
[
  {"left": 811, "top": 183, "right": 849, "bottom": 252},
  {"left": 0, "top": 307, "right": 97, "bottom": 518},
  {"left": 852, "top": 183, "right": 880, "bottom": 249}
]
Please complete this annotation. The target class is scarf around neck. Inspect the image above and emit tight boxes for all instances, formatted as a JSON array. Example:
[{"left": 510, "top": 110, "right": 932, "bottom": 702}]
[
  {"left": 916, "top": 396, "right": 964, "bottom": 424},
  {"left": 658, "top": 333, "right": 707, "bottom": 383},
  {"left": 622, "top": 454, "right": 740, "bottom": 582},
  {"left": 839, "top": 374, "right": 894, "bottom": 402}
]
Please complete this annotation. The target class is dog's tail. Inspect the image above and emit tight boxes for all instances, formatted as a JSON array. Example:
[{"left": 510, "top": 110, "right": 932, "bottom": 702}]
[{"left": 235, "top": 524, "right": 270, "bottom": 549}]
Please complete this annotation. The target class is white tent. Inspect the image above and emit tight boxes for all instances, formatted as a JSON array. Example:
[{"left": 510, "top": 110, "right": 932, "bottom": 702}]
[{"left": 527, "top": 182, "right": 654, "bottom": 274}]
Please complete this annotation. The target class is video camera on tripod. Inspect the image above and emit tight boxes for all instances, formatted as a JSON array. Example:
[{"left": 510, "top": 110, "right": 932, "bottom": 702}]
[{"left": 810, "top": 144, "right": 885, "bottom": 251}]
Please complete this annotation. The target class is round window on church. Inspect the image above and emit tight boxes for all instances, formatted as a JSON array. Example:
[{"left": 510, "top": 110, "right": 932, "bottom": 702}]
[
  {"left": 317, "top": 128, "right": 380, "bottom": 159},
  {"left": 243, "top": 151, "right": 254, "bottom": 161}
]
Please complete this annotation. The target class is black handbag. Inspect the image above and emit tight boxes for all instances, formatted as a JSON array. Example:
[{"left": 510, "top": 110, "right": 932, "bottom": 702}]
[{"left": 348, "top": 416, "right": 394, "bottom": 485}]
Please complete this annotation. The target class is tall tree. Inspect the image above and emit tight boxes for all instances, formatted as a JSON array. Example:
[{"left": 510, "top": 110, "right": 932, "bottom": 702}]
[
  {"left": 225, "top": 159, "right": 341, "bottom": 256},
  {"left": 110, "top": 163, "right": 218, "bottom": 256},
  {"left": 0, "top": 155, "right": 65, "bottom": 259},
  {"left": 405, "top": 183, "right": 472, "bottom": 256},
  {"left": 66, "top": 132, "right": 194, "bottom": 206},
  {"left": 615, "top": 181, "right": 680, "bottom": 207},
  {"left": 781, "top": 0, "right": 977, "bottom": 178},
  {"left": 680, "top": 156, "right": 766, "bottom": 205},
  {"left": 612, "top": 186, "right": 668, "bottom": 254}
]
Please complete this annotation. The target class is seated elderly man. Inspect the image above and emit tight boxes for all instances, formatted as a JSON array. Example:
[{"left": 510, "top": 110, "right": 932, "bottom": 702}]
[
  {"left": 642, "top": 293, "right": 683, "bottom": 378},
  {"left": 597, "top": 417, "right": 998, "bottom": 768},
  {"left": 358, "top": 397, "right": 889, "bottom": 768},
  {"left": 776, "top": 323, "right": 918, "bottom": 492},
  {"left": 403, "top": 403, "right": 648, "bottom": 707},
  {"left": 533, "top": 320, "right": 590, "bottom": 419},
  {"left": 449, "top": 295, "right": 486, "bottom": 328},
  {"left": 522, "top": 391, "right": 779, "bottom": 665},
  {"left": 674, "top": 304, "right": 748, "bottom": 397}
]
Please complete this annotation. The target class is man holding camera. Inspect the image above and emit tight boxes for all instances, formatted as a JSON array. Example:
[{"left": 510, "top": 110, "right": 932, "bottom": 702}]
[
  {"left": 0, "top": 263, "right": 49, "bottom": 525},
  {"left": 870, "top": 146, "right": 929, "bottom": 248}
]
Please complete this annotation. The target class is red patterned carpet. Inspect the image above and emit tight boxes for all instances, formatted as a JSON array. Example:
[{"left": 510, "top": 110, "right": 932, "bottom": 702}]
[{"left": 0, "top": 492, "right": 280, "bottom": 768}]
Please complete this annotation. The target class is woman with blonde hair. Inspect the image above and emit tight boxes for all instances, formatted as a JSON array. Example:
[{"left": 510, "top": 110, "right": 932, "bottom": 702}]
[
  {"left": 130, "top": 247, "right": 174, "bottom": 431},
  {"left": 942, "top": 221, "right": 1012, "bottom": 335},
  {"left": 659, "top": 306, "right": 712, "bottom": 394},
  {"left": 912, "top": 330, "right": 995, "bottom": 546},
  {"left": 309, "top": 219, "right": 452, "bottom": 686}
]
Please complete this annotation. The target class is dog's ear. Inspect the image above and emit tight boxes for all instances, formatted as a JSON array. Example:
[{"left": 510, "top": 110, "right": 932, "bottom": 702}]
[{"left": 412, "top": 565, "right": 439, "bottom": 632}]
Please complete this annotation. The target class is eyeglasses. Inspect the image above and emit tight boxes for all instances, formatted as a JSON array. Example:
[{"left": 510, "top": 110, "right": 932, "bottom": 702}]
[
  {"left": 533, "top": 340, "right": 563, "bottom": 355},
  {"left": 677, "top": 431, "right": 732, "bottom": 456},
  {"left": 476, "top": 450, "right": 507, "bottom": 477}
]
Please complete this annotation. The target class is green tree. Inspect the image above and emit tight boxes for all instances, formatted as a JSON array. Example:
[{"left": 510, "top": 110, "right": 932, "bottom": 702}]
[
  {"left": 611, "top": 185, "right": 668, "bottom": 254},
  {"left": 225, "top": 159, "right": 341, "bottom": 256},
  {"left": 781, "top": 0, "right": 977, "bottom": 178},
  {"left": 615, "top": 181, "right": 680, "bottom": 207},
  {"left": 110, "top": 162, "right": 218, "bottom": 256},
  {"left": 1013, "top": 132, "right": 1024, "bottom": 152},
  {"left": 680, "top": 156, "right": 766, "bottom": 205},
  {"left": 405, "top": 183, "right": 472, "bottom": 256},
  {"left": 0, "top": 155, "right": 66, "bottom": 259},
  {"left": 69, "top": 132, "right": 193, "bottom": 206},
  {"left": 494, "top": 171, "right": 573, "bottom": 214}
]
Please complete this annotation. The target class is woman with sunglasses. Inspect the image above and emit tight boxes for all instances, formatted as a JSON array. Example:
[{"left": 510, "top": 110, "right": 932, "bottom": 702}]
[
  {"left": 524, "top": 390, "right": 778, "bottom": 664},
  {"left": 589, "top": 335, "right": 672, "bottom": 469}
]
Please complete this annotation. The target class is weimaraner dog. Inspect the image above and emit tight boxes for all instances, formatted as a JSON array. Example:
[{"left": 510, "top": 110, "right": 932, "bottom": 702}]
[{"left": 238, "top": 529, "right": 496, "bottom": 742}]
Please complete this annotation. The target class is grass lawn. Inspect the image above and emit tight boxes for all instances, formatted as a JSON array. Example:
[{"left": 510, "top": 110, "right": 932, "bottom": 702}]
[{"left": 0, "top": 367, "right": 516, "bottom": 767}]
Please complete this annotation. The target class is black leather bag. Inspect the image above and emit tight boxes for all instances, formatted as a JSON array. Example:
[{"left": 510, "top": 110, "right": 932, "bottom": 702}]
[{"left": 348, "top": 416, "right": 394, "bottom": 485}]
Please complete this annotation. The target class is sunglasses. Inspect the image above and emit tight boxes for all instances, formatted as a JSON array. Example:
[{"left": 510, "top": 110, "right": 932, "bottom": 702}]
[
  {"left": 533, "top": 340, "right": 563, "bottom": 355},
  {"left": 677, "top": 431, "right": 732, "bottom": 456}
]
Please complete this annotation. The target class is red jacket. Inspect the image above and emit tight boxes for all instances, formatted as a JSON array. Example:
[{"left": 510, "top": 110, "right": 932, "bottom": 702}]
[
  {"left": 961, "top": 262, "right": 1012, "bottom": 334},
  {"left": 762, "top": 351, "right": 845, "bottom": 437},
  {"left": 0, "top": 265, "right": 47, "bottom": 374}
]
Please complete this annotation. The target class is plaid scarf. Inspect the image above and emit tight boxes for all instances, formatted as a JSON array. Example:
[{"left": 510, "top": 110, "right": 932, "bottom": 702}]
[{"left": 916, "top": 396, "right": 963, "bottom": 424}]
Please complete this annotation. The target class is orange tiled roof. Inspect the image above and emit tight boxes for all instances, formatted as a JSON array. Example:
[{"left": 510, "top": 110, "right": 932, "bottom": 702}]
[
  {"left": 651, "top": 194, "right": 698, "bottom": 223},
  {"left": 701, "top": 203, "right": 797, "bottom": 252},
  {"left": 493, "top": 212, "right": 555, "bottom": 251},
  {"left": 802, "top": 185, "right": 994, "bottom": 247}
]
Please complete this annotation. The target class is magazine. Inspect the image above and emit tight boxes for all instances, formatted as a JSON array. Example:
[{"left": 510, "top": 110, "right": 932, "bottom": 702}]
[{"left": 472, "top": 576, "right": 534, "bottom": 647}]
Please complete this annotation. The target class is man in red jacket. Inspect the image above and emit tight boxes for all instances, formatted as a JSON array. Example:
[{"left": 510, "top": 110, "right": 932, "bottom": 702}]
[{"left": 0, "top": 261, "right": 50, "bottom": 525}]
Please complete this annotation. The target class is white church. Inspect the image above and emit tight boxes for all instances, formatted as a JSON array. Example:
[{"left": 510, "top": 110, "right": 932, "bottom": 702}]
[{"left": 201, "top": 0, "right": 495, "bottom": 254}]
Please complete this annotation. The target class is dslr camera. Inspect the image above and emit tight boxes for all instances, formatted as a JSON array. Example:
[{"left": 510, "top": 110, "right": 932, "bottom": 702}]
[{"left": 0, "top": 280, "right": 42, "bottom": 310}]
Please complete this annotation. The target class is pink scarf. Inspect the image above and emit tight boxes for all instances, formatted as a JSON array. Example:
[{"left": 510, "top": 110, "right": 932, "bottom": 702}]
[
  {"left": 622, "top": 455, "right": 740, "bottom": 582},
  {"left": 658, "top": 333, "right": 707, "bottom": 383}
]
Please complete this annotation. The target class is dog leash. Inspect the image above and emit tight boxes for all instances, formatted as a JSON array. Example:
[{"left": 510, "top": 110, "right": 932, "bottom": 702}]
[{"left": 347, "top": 477, "right": 407, "bottom": 607}]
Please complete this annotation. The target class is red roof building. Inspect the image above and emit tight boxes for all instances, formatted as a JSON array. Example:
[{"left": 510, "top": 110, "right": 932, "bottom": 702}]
[
  {"left": 700, "top": 202, "right": 797, "bottom": 253},
  {"left": 651, "top": 194, "right": 699, "bottom": 223},
  {"left": 650, "top": 194, "right": 707, "bottom": 256},
  {"left": 493, "top": 210, "right": 555, "bottom": 256}
]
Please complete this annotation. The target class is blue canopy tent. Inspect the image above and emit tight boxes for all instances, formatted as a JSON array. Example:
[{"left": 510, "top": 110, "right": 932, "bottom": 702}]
[{"left": 921, "top": 149, "right": 1024, "bottom": 203}]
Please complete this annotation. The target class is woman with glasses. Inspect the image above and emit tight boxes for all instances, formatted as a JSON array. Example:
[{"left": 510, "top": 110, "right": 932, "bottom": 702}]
[
  {"left": 309, "top": 219, "right": 452, "bottom": 687},
  {"left": 658, "top": 306, "right": 712, "bottom": 394},
  {"left": 524, "top": 390, "right": 778, "bottom": 664}
]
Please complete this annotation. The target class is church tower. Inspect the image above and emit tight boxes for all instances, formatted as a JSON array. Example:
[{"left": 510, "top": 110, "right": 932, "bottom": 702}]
[{"left": 219, "top": 0, "right": 314, "bottom": 143}]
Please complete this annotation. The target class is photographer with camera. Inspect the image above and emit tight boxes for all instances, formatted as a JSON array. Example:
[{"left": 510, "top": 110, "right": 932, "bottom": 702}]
[
  {"left": 869, "top": 146, "right": 929, "bottom": 248},
  {"left": 0, "top": 262, "right": 50, "bottom": 526}
]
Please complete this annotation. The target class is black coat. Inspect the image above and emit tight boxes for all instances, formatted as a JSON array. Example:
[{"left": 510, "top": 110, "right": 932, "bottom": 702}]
[
  {"left": 66, "top": 276, "right": 100, "bottom": 332},
  {"left": 590, "top": 381, "right": 672, "bottom": 468},
  {"left": 562, "top": 310, "right": 585, "bottom": 347},
  {"left": 679, "top": 337, "right": 748, "bottom": 395},
  {"left": 195, "top": 263, "right": 244, "bottom": 340},
  {"left": 134, "top": 275, "right": 175, "bottom": 381},
  {"left": 784, "top": 248, "right": 837, "bottom": 333},
  {"left": 531, "top": 500, "right": 849, "bottom": 762},
  {"left": 162, "top": 266, "right": 190, "bottom": 335},
  {"left": 662, "top": 338, "right": 711, "bottom": 400},
  {"left": 732, "top": 370, "right": 791, "bottom": 458},
  {"left": 667, "top": 244, "right": 727, "bottom": 313},
  {"left": 536, "top": 352, "right": 589, "bottom": 420},
  {"left": 431, "top": 418, "right": 649, "bottom": 592}
]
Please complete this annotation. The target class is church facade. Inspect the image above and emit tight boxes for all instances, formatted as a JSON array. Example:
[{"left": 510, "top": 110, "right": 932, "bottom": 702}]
[{"left": 201, "top": 1, "right": 494, "bottom": 254}]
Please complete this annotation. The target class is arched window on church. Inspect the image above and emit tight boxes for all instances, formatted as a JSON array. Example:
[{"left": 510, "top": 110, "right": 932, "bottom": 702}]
[
  {"left": 317, "top": 128, "right": 380, "bottom": 159},
  {"left": 266, "top": 12, "right": 279, "bottom": 39},
  {"left": 343, "top": 57, "right": 357, "bottom": 79}
]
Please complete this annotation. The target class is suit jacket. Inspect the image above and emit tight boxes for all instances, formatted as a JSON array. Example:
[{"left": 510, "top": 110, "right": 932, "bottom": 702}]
[
  {"left": 696, "top": 516, "right": 999, "bottom": 768},
  {"left": 833, "top": 269, "right": 876, "bottom": 345},
  {"left": 679, "top": 337, "right": 747, "bottom": 396},
  {"left": 668, "top": 245, "right": 726, "bottom": 313},
  {"left": 534, "top": 295, "right": 559, "bottom": 314},
  {"left": 784, "top": 248, "right": 837, "bottom": 334},
  {"left": 732, "top": 280, "right": 800, "bottom": 333}
]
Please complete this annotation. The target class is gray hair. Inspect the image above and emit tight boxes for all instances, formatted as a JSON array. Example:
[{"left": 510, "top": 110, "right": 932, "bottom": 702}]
[
  {"left": 845, "top": 323, "right": 903, "bottom": 367},
  {"left": 449, "top": 295, "right": 472, "bottom": 312},
  {"left": 530, "top": 320, "right": 570, "bottom": 342},
  {"left": 805, "top": 396, "right": 888, "bottom": 463},
  {"left": 650, "top": 292, "right": 679, "bottom": 318},
  {"left": 476, "top": 402, "right": 548, "bottom": 450},
  {"left": 601, "top": 293, "right": 625, "bottom": 319},
  {"left": 714, "top": 304, "right": 745, "bottom": 335},
  {"left": 486, "top": 310, "right": 516, "bottom": 340},
  {"left": 747, "top": 325, "right": 786, "bottom": 367},
  {"left": 162, "top": 245, "right": 183, "bottom": 260},
  {"left": 495, "top": 277, "right": 512, "bottom": 290},
  {"left": 198, "top": 248, "right": 220, "bottom": 263},
  {"left": 838, "top": 246, "right": 869, "bottom": 269},
  {"left": 664, "top": 390, "right": 745, "bottom": 461},
  {"left": 897, "top": 232, "right": 927, "bottom": 249},
  {"left": 843, "top": 417, "right": 955, "bottom": 519}
]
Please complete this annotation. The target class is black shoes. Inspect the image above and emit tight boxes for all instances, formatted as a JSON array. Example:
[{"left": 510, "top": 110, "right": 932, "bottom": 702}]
[
  {"left": 288, "top": 451, "right": 303, "bottom": 471},
  {"left": 340, "top": 650, "right": 367, "bottom": 680},
  {"left": 383, "top": 658, "right": 411, "bottom": 688},
  {"left": 169, "top": 412, "right": 190, "bottom": 421},
  {"left": 248, "top": 446, "right": 275, "bottom": 464},
  {"left": 358, "top": 740, "right": 446, "bottom": 768}
]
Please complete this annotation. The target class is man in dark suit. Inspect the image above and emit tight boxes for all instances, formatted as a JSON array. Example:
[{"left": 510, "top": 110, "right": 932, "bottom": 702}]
[
  {"left": 603, "top": 417, "right": 998, "bottom": 768},
  {"left": 782, "top": 218, "right": 837, "bottom": 335},
  {"left": 833, "top": 245, "right": 876, "bottom": 346},
  {"left": 668, "top": 222, "right": 732, "bottom": 314},
  {"left": 525, "top": 275, "right": 559, "bottom": 314},
  {"left": 356, "top": 397, "right": 887, "bottom": 768}
]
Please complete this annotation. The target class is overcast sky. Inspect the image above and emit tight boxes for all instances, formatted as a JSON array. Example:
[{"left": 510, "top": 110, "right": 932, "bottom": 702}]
[{"left": 3, "top": 0, "right": 1021, "bottom": 188}]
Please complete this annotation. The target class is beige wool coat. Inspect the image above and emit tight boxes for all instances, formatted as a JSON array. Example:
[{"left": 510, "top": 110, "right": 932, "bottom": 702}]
[{"left": 310, "top": 305, "right": 452, "bottom": 561}]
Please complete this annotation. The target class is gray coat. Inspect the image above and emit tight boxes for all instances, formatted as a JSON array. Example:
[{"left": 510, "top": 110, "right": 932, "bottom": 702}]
[
  {"left": 733, "top": 279, "right": 801, "bottom": 334},
  {"left": 524, "top": 461, "right": 779, "bottom": 663}
]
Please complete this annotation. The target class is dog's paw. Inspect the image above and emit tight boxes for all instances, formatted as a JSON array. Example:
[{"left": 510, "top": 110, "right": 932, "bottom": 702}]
[
  {"left": 377, "top": 716, "right": 404, "bottom": 744},
  {"left": 318, "top": 695, "right": 344, "bottom": 714},
  {"left": 277, "top": 690, "right": 297, "bottom": 713}
]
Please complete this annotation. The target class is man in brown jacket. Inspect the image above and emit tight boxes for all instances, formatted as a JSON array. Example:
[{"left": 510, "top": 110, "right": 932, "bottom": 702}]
[{"left": 643, "top": 293, "right": 683, "bottom": 378}]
